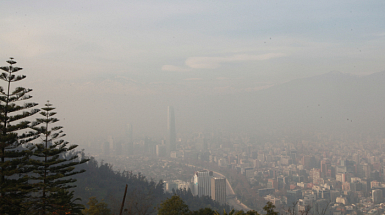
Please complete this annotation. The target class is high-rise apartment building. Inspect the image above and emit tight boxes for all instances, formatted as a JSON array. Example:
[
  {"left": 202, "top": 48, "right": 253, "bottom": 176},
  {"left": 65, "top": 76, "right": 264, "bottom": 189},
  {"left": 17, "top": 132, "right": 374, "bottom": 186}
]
[
  {"left": 287, "top": 189, "right": 302, "bottom": 205},
  {"left": 211, "top": 177, "right": 226, "bottom": 205},
  {"left": 167, "top": 106, "right": 176, "bottom": 154},
  {"left": 312, "top": 168, "right": 322, "bottom": 185},
  {"left": 244, "top": 168, "right": 254, "bottom": 179},
  {"left": 336, "top": 173, "right": 346, "bottom": 183},
  {"left": 363, "top": 163, "right": 372, "bottom": 179},
  {"left": 302, "top": 155, "right": 311, "bottom": 170},
  {"left": 267, "top": 179, "right": 278, "bottom": 189},
  {"left": 156, "top": 144, "right": 167, "bottom": 157},
  {"left": 193, "top": 170, "right": 213, "bottom": 197},
  {"left": 278, "top": 176, "right": 288, "bottom": 190},
  {"left": 321, "top": 159, "right": 331, "bottom": 178},
  {"left": 372, "top": 189, "right": 383, "bottom": 204}
]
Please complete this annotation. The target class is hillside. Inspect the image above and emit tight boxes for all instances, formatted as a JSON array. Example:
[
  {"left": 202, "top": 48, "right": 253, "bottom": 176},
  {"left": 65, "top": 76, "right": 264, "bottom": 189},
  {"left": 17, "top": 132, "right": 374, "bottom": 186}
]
[{"left": 72, "top": 154, "right": 231, "bottom": 214}]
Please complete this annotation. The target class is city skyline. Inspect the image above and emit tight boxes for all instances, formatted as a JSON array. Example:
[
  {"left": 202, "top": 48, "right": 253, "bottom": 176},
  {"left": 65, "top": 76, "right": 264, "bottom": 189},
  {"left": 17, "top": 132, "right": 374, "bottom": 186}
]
[
  {"left": 1, "top": 1, "right": 385, "bottom": 144},
  {"left": 1, "top": 1, "right": 385, "bottom": 213}
]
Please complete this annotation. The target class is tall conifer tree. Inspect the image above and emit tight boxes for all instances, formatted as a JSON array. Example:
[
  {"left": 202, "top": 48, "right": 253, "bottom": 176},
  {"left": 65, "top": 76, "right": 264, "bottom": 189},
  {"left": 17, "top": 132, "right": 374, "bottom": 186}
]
[
  {"left": 0, "top": 58, "right": 40, "bottom": 214},
  {"left": 31, "top": 102, "right": 88, "bottom": 214}
]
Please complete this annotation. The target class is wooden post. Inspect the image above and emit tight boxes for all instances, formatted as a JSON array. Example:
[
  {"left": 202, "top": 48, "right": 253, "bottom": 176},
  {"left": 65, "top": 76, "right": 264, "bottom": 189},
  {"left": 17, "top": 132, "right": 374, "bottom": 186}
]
[{"left": 119, "top": 184, "right": 128, "bottom": 215}]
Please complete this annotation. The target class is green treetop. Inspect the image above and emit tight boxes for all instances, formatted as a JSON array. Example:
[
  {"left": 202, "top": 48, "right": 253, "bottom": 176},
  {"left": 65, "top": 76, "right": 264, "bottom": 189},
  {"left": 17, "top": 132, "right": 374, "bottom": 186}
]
[
  {"left": 158, "top": 195, "right": 190, "bottom": 215},
  {"left": 0, "top": 58, "right": 40, "bottom": 214},
  {"left": 30, "top": 101, "right": 89, "bottom": 214},
  {"left": 82, "top": 197, "right": 112, "bottom": 215}
]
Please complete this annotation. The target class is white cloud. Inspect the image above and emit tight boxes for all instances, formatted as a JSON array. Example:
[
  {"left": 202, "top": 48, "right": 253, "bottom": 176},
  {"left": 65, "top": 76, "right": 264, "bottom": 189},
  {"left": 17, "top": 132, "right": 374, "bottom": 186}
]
[
  {"left": 369, "top": 32, "right": 385, "bottom": 37},
  {"left": 161, "top": 65, "right": 191, "bottom": 72},
  {"left": 184, "top": 78, "right": 202, "bottom": 81},
  {"left": 185, "top": 53, "right": 286, "bottom": 69}
]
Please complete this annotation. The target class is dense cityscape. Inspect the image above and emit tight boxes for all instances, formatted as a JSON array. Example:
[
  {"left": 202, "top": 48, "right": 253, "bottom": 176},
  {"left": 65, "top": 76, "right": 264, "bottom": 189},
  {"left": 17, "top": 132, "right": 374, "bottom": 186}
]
[
  {"left": 2, "top": 1, "right": 385, "bottom": 214},
  {"left": 81, "top": 106, "right": 385, "bottom": 215}
]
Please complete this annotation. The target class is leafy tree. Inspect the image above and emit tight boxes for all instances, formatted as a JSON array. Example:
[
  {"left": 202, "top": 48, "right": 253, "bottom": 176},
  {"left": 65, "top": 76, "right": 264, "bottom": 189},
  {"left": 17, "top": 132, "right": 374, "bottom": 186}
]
[
  {"left": 122, "top": 188, "right": 156, "bottom": 215},
  {"left": 0, "top": 58, "right": 40, "bottom": 214},
  {"left": 73, "top": 157, "right": 166, "bottom": 210},
  {"left": 73, "top": 157, "right": 229, "bottom": 213},
  {"left": 190, "top": 207, "right": 217, "bottom": 215},
  {"left": 50, "top": 189, "right": 84, "bottom": 215},
  {"left": 157, "top": 195, "right": 262, "bottom": 215},
  {"left": 158, "top": 195, "right": 190, "bottom": 215},
  {"left": 30, "top": 102, "right": 89, "bottom": 214},
  {"left": 173, "top": 188, "right": 231, "bottom": 212},
  {"left": 263, "top": 202, "right": 278, "bottom": 215},
  {"left": 214, "top": 209, "right": 260, "bottom": 215},
  {"left": 82, "top": 197, "right": 111, "bottom": 215}
]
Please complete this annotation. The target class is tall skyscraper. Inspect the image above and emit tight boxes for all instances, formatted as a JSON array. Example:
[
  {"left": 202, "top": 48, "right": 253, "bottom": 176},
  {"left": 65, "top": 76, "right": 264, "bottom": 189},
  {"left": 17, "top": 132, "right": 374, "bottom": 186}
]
[
  {"left": 211, "top": 177, "right": 226, "bottom": 205},
  {"left": 167, "top": 106, "right": 176, "bottom": 153},
  {"left": 193, "top": 170, "right": 213, "bottom": 197},
  {"left": 156, "top": 144, "right": 167, "bottom": 157},
  {"left": 302, "top": 155, "right": 311, "bottom": 170},
  {"left": 321, "top": 158, "right": 331, "bottom": 178}
]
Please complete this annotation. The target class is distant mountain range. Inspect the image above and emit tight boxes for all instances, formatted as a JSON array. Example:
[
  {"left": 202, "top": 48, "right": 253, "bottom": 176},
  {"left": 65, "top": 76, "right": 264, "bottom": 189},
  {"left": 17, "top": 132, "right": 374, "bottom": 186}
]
[
  {"left": 54, "top": 70, "right": 385, "bottom": 142},
  {"left": 189, "top": 70, "right": 385, "bottom": 138}
]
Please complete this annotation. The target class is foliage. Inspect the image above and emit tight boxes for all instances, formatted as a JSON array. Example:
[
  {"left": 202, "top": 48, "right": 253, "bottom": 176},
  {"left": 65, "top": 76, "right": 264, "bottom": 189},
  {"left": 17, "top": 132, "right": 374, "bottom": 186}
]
[
  {"left": 156, "top": 195, "right": 272, "bottom": 215},
  {"left": 0, "top": 58, "right": 90, "bottom": 214},
  {"left": 73, "top": 156, "right": 164, "bottom": 209},
  {"left": 215, "top": 209, "right": 260, "bottom": 215},
  {"left": 172, "top": 187, "right": 231, "bottom": 212},
  {"left": 0, "top": 58, "right": 40, "bottom": 214},
  {"left": 263, "top": 202, "right": 278, "bottom": 215},
  {"left": 158, "top": 195, "right": 190, "bottom": 215},
  {"left": 123, "top": 188, "right": 157, "bottom": 215},
  {"left": 75, "top": 157, "right": 281, "bottom": 215},
  {"left": 0, "top": 58, "right": 278, "bottom": 214},
  {"left": 30, "top": 102, "right": 89, "bottom": 214},
  {"left": 82, "top": 196, "right": 111, "bottom": 215},
  {"left": 50, "top": 189, "right": 84, "bottom": 215},
  {"left": 73, "top": 157, "right": 232, "bottom": 214}
]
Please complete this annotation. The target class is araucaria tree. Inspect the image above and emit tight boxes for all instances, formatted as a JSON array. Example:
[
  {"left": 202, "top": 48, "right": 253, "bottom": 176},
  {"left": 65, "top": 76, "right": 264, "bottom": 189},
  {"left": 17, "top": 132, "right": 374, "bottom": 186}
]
[
  {"left": 0, "top": 58, "right": 40, "bottom": 214},
  {"left": 31, "top": 102, "right": 89, "bottom": 214}
]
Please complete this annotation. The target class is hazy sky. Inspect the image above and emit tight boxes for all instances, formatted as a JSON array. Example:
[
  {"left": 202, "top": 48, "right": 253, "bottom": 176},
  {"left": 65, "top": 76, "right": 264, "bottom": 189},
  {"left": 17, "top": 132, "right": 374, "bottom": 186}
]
[{"left": 1, "top": 1, "right": 385, "bottom": 142}]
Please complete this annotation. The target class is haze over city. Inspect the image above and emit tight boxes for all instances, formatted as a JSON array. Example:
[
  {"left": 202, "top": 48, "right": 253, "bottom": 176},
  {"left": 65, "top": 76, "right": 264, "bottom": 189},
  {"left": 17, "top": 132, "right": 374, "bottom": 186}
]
[
  {"left": 1, "top": 1, "right": 384, "bottom": 145},
  {"left": 2, "top": 1, "right": 385, "bottom": 214}
]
